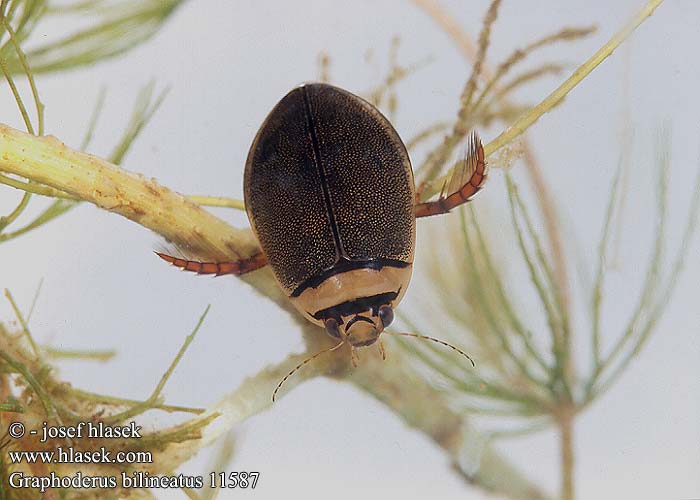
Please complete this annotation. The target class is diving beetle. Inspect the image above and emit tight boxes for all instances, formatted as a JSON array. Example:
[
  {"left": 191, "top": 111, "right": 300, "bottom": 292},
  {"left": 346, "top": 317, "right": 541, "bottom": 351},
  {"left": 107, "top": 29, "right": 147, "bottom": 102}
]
[{"left": 157, "top": 83, "right": 487, "bottom": 397}]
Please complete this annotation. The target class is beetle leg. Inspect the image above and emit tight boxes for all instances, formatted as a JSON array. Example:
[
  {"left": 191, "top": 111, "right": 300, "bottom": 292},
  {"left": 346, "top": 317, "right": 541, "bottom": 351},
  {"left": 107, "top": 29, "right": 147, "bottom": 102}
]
[
  {"left": 414, "top": 131, "right": 487, "bottom": 218},
  {"left": 155, "top": 251, "right": 267, "bottom": 276},
  {"left": 350, "top": 347, "right": 359, "bottom": 368}
]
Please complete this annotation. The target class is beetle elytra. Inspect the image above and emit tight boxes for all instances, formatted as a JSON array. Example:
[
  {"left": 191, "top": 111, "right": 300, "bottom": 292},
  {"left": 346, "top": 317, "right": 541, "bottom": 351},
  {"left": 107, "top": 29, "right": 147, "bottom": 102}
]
[{"left": 157, "top": 83, "right": 487, "bottom": 399}]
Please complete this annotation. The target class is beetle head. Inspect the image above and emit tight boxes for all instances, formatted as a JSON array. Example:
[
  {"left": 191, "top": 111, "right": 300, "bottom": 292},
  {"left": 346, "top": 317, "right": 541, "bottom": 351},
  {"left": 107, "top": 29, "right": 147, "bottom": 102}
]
[{"left": 323, "top": 304, "right": 394, "bottom": 347}]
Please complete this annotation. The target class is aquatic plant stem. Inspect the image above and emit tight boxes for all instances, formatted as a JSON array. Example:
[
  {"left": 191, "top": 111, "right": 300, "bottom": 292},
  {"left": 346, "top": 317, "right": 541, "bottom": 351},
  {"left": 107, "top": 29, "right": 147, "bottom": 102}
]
[
  {"left": 354, "top": 346, "right": 552, "bottom": 500},
  {"left": 205, "top": 340, "right": 551, "bottom": 500},
  {"left": 522, "top": 143, "right": 571, "bottom": 319},
  {"left": 187, "top": 195, "right": 246, "bottom": 210},
  {"left": 417, "top": 0, "right": 665, "bottom": 320},
  {"left": 483, "top": 0, "right": 664, "bottom": 157},
  {"left": 0, "top": 123, "right": 259, "bottom": 262},
  {"left": 559, "top": 406, "right": 575, "bottom": 500},
  {"left": 412, "top": 0, "right": 572, "bottom": 321}
]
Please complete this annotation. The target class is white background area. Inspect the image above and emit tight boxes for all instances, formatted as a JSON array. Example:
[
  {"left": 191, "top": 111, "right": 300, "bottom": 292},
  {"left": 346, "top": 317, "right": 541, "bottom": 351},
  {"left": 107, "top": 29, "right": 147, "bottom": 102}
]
[{"left": 1, "top": 1, "right": 699, "bottom": 499}]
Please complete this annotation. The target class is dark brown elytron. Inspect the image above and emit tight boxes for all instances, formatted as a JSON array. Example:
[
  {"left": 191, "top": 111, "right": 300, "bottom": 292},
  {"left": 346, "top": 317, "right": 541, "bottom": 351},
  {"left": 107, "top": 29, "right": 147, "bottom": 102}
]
[
  {"left": 244, "top": 83, "right": 416, "bottom": 348},
  {"left": 157, "top": 82, "right": 487, "bottom": 363}
]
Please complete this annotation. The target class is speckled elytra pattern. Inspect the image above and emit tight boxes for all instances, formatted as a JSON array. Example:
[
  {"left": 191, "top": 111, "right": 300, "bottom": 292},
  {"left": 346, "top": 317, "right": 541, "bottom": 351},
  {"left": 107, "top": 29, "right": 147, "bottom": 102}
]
[{"left": 244, "top": 83, "right": 416, "bottom": 293}]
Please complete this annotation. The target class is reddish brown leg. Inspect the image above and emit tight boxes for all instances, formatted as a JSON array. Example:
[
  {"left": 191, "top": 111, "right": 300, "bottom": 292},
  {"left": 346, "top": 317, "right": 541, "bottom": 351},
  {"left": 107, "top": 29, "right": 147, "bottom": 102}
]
[
  {"left": 155, "top": 251, "right": 267, "bottom": 276},
  {"left": 415, "top": 132, "right": 488, "bottom": 218}
]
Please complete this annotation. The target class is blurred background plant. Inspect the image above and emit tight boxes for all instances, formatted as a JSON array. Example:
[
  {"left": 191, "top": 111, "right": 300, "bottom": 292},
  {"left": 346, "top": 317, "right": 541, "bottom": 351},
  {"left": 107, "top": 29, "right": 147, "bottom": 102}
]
[
  {"left": 0, "top": 1, "right": 690, "bottom": 500},
  {"left": 0, "top": 0, "right": 184, "bottom": 75}
]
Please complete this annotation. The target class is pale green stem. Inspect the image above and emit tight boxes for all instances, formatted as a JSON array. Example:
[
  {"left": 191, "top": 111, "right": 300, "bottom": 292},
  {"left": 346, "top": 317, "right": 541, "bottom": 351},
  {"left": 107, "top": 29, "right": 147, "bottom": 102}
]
[
  {"left": 4, "top": 288, "right": 40, "bottom": 358},
  {"left": 483, "top": 0, "right": 663, "bottom": 157},
  {"left": 104, "top": 305, "right": 210, "bottom": 424},
  {"left": 427, "top": 0, "right": 665, "bottom": 199}
]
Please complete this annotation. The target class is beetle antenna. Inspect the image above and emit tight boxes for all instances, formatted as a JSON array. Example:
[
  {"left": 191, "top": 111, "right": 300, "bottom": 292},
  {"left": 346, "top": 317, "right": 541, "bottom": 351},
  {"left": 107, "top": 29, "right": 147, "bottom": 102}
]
[
  {"left": 272, "top": 341, "right": 345, "bottom": 402},
  {"left": 383, "top": 331, "right": 475, "bottom": 367}
]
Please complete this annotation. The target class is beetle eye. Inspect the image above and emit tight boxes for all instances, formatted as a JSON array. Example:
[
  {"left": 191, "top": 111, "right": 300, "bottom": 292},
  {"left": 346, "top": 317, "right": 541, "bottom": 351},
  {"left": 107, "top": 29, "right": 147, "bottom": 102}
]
[
  {"left": 378, "top": 305, "right": 394, "bottom": 327},
  {"left": 324, "top": 318, "right": 341, "bottom": 338}
]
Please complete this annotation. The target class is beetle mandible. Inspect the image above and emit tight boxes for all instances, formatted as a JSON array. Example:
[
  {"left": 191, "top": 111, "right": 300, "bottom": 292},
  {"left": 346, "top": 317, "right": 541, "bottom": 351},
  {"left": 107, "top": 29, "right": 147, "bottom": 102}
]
[{"left": 157, "top": 83, "right": 487, "bottom": 397}]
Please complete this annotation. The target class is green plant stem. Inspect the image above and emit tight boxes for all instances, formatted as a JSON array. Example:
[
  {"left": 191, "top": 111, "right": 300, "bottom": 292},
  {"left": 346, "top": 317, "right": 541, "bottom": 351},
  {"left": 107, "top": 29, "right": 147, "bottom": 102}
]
[
  {"left": 104, "top": 305, "right": 210, "bottom": 424},
  {"left": 591, "top": 163, "right": 623, "bottom": 366},
  {"left": 559, "top": 408, "right": 575, "bottom": 500},
  {"left": 43, "top": 346, "right": 116, "bottom": 361},
  {"left": 483, "top": 0, "right": 663, "bottom": 158},
  {"left": 393, "top": 332, "right": 547, "bottom": 409},
  {"left": 0, "top": 123, "right": 259, "bottom": 262},
  {"left": 4, "top": 288, "right": 40, "bottom": 358},
  {"left": 0, "top": 172, "right": 79, "bottom": 199},
  {"left": 425, "top": 0, "right": 665, "bottom": 201},
  {"left": 510, "top": 181, "right": 573, "bottom": 389},
  {"left": 69, "top": 387, "right": 204, "bottom": 415},
  {"left": 588, "top": 164, "right": 700, "bottom": 401},
  {"left": 506, "top": 177, "right": 570, "bottom": 399},
  {"left": 0, "top": 199, "right": 76, "bottom": 243},
  {"left": 0, "top": 350, "right": 61, "bottom": 424},
  {"left": 202, "top": 341, "right": 551, "bottom": 500},
  {"left": 187, "top": 195, "right": 245, "bottom": 211},
  {"left": 352, "top": 347, "right": 551, "bottom": 500},
  {"left": 412, "top": 0, "right": 575, "bottom": 394},
  {"left": 0, "top": 191, "right": 30, "bottom": 231},
  {"left": 0, "top": 56, "right": 33, "bottom": 134},
  {"left": 0, "top": 171, "right": 248, "bottom": 212},
  {"left": 468, "top": 206, "right": 550, "bottom": 373},
  {"left": 0, "top": 401, "right": 23, "bottom": 413},
  {"left": 80, "top": 85, "right": 106, "bottom": 151},
  {"left": 26, "top": 277, "right": 43, "bottom": 321},
  {"left": 459, "top": 209, "right": 549, "bottom": 391},
  {"left": 469, "top": 26, "right": 595, "bottom": 118},
  {"left": 1, "top": 15, "right": 44, "bottom": 135},
  {"left": 585, "top": 143, "right": 670, "bottom": 394}
]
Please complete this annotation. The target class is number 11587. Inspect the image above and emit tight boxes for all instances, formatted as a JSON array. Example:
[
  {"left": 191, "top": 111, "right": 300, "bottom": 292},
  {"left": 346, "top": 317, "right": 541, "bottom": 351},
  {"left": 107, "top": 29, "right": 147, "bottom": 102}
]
[{"left": 209, "top": 472, "right": 259, "bottom": 489}]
